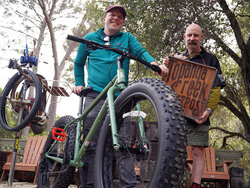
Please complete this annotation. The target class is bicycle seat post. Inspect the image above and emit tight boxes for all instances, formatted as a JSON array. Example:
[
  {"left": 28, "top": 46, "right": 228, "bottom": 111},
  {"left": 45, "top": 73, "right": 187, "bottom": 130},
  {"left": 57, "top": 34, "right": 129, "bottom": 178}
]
[
  {"left": 76, "top": 87, "right": 93, "bottom": 115},
  {"left": 78, "top": 97, "right": 84, "bottom": 115}
]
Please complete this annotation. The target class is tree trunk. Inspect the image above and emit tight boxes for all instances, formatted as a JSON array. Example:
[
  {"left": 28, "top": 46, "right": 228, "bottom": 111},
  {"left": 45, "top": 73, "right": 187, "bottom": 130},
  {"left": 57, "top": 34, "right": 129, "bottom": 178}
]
[
  {"left": 37, "top": 0, "right": 94, "bottom": 131},
  {"left": 22, "top": 18, "right": 47, "bottom": 137}
]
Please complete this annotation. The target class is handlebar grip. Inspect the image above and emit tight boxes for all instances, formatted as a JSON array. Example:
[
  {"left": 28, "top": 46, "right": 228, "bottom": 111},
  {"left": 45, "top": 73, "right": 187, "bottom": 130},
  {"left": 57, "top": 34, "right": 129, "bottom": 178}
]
[
  {"left": 67, "top": 35, "right": 86, "bottom": 43},
  {"left": 67, "top": 35, "right": 79, "bottom": 41},
  {"left": 150, "top": 64, "right": 161, "bottom": 74},
  {"left": 67, "top": 35, "right": 107, "bottom": 49}
]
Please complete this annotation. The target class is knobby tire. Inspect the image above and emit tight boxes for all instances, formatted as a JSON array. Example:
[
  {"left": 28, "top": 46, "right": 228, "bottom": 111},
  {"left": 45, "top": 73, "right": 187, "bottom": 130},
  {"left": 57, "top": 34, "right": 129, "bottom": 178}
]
[
  {"left": 37, "top": 115, "right": 76, "bottom": 188},
  {"left": 95, "top": 78, "right": 187, "bottom": 188}
]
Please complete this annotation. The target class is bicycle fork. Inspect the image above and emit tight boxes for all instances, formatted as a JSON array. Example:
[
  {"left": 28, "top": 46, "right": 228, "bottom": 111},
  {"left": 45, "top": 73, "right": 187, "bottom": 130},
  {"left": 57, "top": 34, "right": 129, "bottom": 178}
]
[{"left": 107, "top": 56, "right": 148, "bottom": 152}]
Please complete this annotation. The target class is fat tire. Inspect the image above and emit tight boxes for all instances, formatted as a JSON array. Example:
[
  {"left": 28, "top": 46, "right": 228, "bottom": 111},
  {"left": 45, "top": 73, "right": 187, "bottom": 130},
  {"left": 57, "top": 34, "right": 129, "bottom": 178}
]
[
  {"left": 0, "top": 69, "right": 42, "bottom": 131},
  {"left": 37, "top": 115, "right": 76, "bottom": 188},
  {"left": 95, "top": 78, "right": 187, "bottom": 188}
]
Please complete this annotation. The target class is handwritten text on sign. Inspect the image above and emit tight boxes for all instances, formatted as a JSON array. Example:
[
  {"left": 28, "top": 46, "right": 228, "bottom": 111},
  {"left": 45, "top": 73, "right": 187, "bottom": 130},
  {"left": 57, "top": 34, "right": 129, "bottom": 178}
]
[{"left": 163, "top": 57, "right": 217, "bottom": 120}]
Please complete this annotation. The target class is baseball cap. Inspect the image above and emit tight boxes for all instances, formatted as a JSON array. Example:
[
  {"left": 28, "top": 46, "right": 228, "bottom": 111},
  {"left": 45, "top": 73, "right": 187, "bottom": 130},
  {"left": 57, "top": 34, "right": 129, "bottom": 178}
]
[{"left": 105, "top": 4, "right": 127, "bottom": 18}]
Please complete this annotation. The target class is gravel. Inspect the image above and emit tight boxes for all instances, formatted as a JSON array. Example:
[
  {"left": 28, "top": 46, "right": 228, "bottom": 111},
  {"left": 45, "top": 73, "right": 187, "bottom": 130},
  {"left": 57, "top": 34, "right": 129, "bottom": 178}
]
[{"left": 0, "top": 181, "right": 77, "bottom": 188}]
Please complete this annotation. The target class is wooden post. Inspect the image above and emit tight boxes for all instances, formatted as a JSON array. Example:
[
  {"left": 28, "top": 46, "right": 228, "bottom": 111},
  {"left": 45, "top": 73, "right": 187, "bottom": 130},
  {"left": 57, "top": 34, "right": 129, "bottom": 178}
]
[{"left": 8, "top": 131, "right": 21, "bottom": 186}]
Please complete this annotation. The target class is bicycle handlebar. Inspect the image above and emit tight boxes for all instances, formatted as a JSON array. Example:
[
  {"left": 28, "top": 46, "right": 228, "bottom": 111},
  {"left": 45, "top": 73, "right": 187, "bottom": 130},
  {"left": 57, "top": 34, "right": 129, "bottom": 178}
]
[{"left": 67, "top": 35, "right": 161, "bottom": 74}]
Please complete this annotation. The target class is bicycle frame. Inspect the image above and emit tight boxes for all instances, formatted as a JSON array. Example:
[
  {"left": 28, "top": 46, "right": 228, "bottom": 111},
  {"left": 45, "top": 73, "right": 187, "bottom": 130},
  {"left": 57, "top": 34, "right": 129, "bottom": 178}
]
[
  {"left": 45, "top": 55, "right": 147, "bottom": 168},
  {"left": 37, "top": 35, "right": 188, "bottom": 188}
]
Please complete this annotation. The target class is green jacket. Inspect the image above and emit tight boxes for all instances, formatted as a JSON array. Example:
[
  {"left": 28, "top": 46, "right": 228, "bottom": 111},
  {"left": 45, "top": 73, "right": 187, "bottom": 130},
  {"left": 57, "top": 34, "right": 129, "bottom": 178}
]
[{"left": 74, "top": 28, "right": 155, "bottom": 93}]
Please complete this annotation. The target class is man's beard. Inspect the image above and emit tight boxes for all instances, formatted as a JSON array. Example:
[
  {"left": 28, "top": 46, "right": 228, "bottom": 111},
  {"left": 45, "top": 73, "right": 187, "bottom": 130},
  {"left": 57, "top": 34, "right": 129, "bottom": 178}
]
[{"left": 187, "top": 41, "right": 198, "bottom": 52}]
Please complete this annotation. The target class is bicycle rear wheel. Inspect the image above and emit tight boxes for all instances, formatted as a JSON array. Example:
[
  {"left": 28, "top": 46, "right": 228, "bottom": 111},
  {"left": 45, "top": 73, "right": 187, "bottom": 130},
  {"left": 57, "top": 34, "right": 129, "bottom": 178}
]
[
  {"left": 0, "top": 69, "right": 42, "bottom": 131},
  {"left": 95, "top": 78, "right": 187, "bottom": 188},
  {"left": 37, "top": 115, "right": 76, "bottom": 188}
]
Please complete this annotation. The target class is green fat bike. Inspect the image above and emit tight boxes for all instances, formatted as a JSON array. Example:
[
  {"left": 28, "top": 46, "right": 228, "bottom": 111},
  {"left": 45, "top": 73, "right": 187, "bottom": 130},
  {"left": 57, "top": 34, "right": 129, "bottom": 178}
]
[{"left": 37, "top": 35, "right": 187, "bottom": 188}]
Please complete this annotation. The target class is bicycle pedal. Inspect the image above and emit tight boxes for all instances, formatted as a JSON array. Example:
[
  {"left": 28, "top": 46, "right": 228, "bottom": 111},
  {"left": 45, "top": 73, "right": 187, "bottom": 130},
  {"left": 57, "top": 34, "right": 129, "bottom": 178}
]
[{"left": 52, "top": 127, "right": 66, "bottom": 141}]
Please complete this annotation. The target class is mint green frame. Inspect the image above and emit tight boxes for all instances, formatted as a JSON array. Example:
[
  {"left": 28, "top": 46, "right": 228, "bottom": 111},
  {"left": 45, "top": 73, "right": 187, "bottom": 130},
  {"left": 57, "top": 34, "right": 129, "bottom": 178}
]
[{"left": 45, "top": 63, "right": 146, "bottom": 168}]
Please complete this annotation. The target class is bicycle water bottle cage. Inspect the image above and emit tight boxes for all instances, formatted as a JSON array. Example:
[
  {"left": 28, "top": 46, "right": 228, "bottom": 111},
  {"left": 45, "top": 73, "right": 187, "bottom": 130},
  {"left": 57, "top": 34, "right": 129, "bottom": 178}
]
[{"left": 52, "top": 127, "right": 66, "bottom": 141}]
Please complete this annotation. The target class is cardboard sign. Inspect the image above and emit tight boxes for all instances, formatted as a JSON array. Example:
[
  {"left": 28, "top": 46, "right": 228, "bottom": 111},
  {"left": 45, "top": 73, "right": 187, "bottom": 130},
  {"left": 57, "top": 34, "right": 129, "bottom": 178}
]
[{"left": 162, "top": 56, "right": 217, "bottom": 120}]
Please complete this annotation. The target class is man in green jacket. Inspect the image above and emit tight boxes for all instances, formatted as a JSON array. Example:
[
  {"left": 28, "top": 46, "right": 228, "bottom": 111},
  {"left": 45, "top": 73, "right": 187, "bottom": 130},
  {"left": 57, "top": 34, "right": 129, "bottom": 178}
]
[{"left": 72, "top": 4, "right": 167, "bottom": 188}]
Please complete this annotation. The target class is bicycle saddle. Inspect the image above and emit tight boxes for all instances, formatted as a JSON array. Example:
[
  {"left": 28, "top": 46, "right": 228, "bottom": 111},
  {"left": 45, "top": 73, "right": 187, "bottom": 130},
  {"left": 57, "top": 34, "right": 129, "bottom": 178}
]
[{"left": 78, "top": 87, "right": 93, "bottom": 97}]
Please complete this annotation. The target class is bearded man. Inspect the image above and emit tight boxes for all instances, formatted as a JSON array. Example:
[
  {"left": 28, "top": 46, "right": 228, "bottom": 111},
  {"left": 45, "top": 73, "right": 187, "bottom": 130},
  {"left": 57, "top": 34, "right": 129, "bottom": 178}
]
[{"left": 164, "top": 23, "right": 226, "bottom": 188}]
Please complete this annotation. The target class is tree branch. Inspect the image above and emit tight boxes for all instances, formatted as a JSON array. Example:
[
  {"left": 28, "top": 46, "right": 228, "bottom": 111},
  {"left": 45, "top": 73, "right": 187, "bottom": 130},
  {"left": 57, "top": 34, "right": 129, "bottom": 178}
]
[
  {"left": 219, "top": 95, "right": 250, "bottom": 128},
  {"left": 57, "top": 3, "right": 95, "bottom": 73},
  {"left": 247, "top": 36, "right": 250, "bottom": 54},
  {"left": 210, "top": 127, "right": 250, "bottom": 146},
  {"left": 4, "top": 5, "right": 41, "bottom": 28},
  {"left": 218, "top": 0, "right": 246, "bottom": 54},
  {"left": 30, "top": 1, "right": 44, "bottom": 22},
  {"left": 207, "top": 31, "right": 243, "bottom": 66},
  {"left": 236, "top": 14, "right": 250, "bottom": 18},
  {"left": 16, "top": 10, "right": 40, "bottom": 28},
  {"left": 222, "top": 135, "right": 236, "bottom": 148},
  {"left": 0, "top": 25, "right": 37, "bottom": 40},
  {"left": 38, "top": 0, "right": 59, "bottom": 78}
]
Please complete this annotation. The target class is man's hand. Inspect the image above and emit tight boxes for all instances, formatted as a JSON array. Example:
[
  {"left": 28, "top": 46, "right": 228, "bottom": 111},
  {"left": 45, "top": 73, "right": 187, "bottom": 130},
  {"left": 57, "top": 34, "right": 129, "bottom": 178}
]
[
  {"left": 195, "top": 109, "right": 211, "bottom": 124},
  {"left": 72, "top": 86, "right": 84, "bottom": 94},
  {"left": 150, "top": 61, "right": 169, "bottom": 77},
  {"left": 163, "top": 53, "right": 188, "bottom": 76},
  {"left": 164, "top": 52, "right": 177, "bottom": 67},
  {"left": 164, "top": 53, "right": 187, "bottom": 65},
  {"left": 174, "top": 53, "right": 187, "bottom": 60},
  {"left": 164, "top": 57, "right": 170, "bottom": 67}
]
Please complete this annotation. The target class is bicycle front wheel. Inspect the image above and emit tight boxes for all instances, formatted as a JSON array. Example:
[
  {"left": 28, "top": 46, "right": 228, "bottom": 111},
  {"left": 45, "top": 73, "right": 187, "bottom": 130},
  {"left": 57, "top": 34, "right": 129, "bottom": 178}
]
[
  {"left": 95, "top": 78, "right": 187, "bottom": 188},
  {"left": 0, "top": 69, "right": 42, "bottom": 131}
]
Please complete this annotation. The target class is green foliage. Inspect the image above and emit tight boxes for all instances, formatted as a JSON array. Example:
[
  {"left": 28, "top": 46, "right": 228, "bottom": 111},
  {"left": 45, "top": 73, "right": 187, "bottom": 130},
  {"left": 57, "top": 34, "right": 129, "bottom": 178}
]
[
  {"left": 210, "top": 105, "right": 250, "bottom": 179},
  {"left": 116, "top": 0, "right": 233, "bottom": 61},
  {"left": 232, "top": 0, "right": 250, "bottom": 42},
  {"left": 0, "top": 88, "right": 16, "bottom": 138},
  {"left": 0, "top": 123, "right": 16, "bottom": 139},
  {"left": 220, "top": 55, "right": 247, "bottom": 102}
]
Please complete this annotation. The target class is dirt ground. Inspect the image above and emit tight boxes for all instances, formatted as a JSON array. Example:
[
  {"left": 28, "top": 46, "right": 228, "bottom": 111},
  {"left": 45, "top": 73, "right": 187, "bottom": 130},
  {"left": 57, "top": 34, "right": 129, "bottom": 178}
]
[{"left": 0, "top": 181, "right": 77, "bottom": 188}]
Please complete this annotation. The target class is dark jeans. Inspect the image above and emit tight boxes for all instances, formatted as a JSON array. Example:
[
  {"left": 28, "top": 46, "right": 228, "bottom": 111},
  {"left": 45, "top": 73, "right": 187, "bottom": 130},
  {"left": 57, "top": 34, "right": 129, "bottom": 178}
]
[
  {"left": 79, "top": 91, "right": 105, "bottom": 188},
  {"left": 79, "top": 91, "right": 137, "bottom": 188},
  {"left": 117, "top": 120, "right": 137, "bottom": 188}
]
